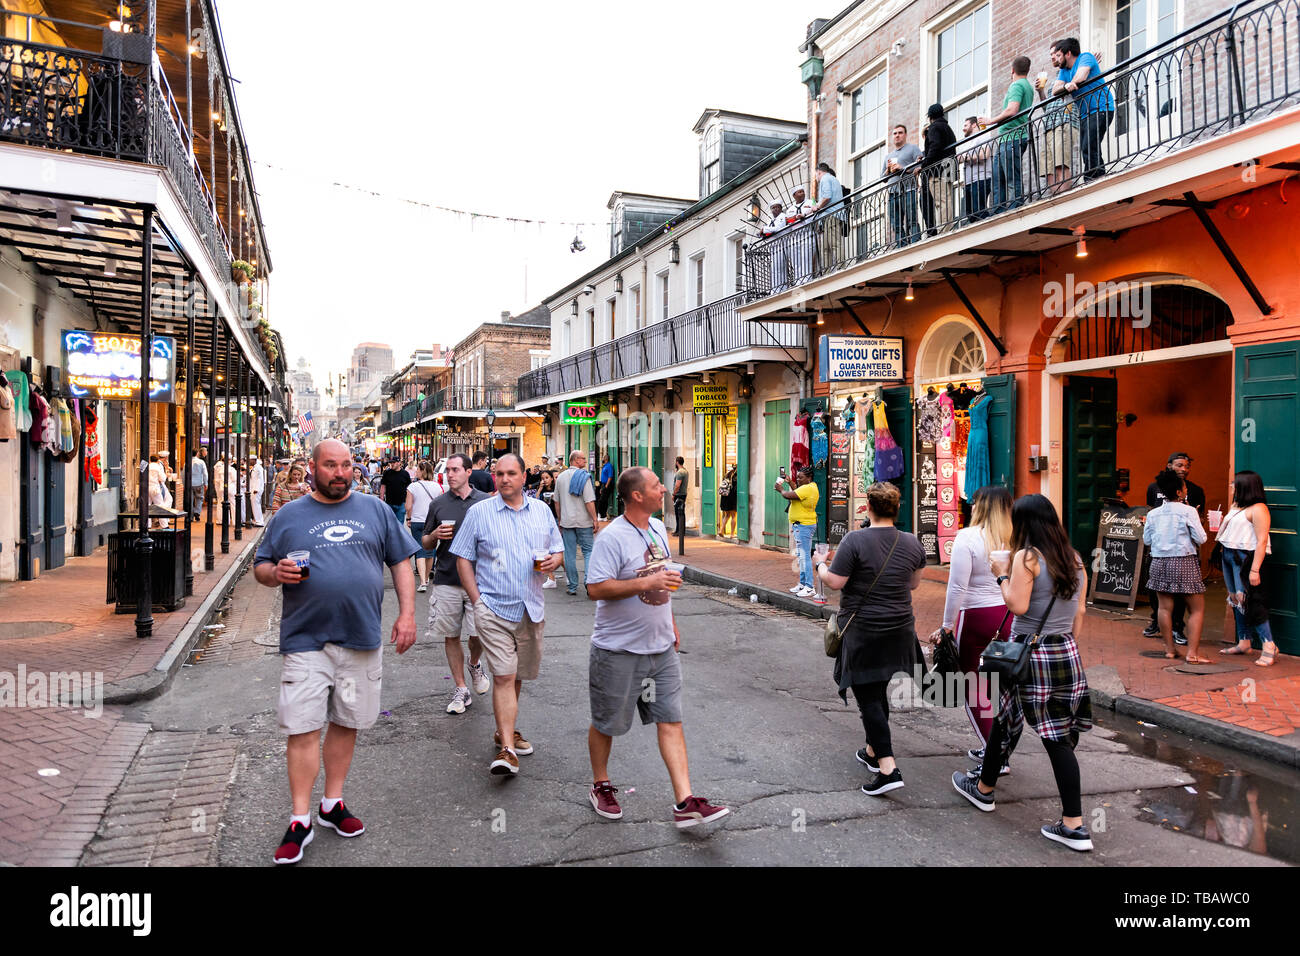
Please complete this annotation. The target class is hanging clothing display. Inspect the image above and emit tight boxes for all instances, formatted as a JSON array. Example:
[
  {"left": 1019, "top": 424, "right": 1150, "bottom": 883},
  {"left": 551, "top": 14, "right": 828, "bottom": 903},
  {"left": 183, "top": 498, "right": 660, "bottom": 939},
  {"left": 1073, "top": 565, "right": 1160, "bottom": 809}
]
[
  {"left": 842, "top": 396, "right": 856, "bottom": 434},
  {"left": 854, "top": 397, "right": 872, "bottom": 439},
  {"left": 915, "top": 392, "right": 944, "bottom": 442},
  {"left": 0, "top": 372, "right": 15, "bottom": 442},
  {"left": 953, "top": 411, "right": 970, "bottom": 458},
  {"left": 947, "top": 383, "right": 977, "bottom": 410},
  {"left": 810, "top": 414, "right": 829, "bottom": 468},
  {"left": 963, "top": 392, "right": 992, "bottom": 498},
  {"left": 29, "top": 390, "right": 50, "bottom": 448},
  {"left": 56, "top": 401, "right": 81, "bottom": 464},
  {"left": 939, "top": 390, "right": 955, "bottom": 438},
  {"left": 872, "top": 400, "right": 905, "bottom": 482},
  {"left": 56, "top": 399, "right": 74, "bottom": 454},
  {"left": 790, "top": 410, "right": 811, "bottom": 472},
  {"left": 83, "top": 406, "right": 102, "bottom": 485},
  {"left": 7, "top": 369, "right": 31, "bottom": 432}
]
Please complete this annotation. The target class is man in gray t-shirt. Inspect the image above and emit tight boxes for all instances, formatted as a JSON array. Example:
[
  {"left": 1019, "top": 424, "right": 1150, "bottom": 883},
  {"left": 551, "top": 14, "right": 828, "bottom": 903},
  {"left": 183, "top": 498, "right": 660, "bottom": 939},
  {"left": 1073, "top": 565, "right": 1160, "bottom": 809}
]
[
  {"left": 883, "top": 124, "right": 923, "bottom": 245},
  {"left": 583, "top": 466, "right": 729, "bottom": 830},
  {"left": 556, "top": 449, "right": 598, "bottom": 595}
]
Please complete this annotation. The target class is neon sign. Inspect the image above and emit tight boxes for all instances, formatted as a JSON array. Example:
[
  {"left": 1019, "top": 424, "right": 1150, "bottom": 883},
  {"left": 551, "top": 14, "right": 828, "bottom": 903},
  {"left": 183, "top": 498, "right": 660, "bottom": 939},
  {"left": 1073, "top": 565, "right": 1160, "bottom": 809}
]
[{"left": 62, "top": 330, "right": 177, "bottom": 402}]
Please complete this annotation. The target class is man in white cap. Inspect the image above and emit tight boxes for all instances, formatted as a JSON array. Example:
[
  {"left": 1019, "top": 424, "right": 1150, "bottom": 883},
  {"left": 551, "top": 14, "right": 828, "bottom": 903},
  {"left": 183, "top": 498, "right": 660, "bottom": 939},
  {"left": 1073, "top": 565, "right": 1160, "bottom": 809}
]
[
  {"left": 760, "top": 200, "right": 790, "bottom": 294},
  {"left": 788, "top": 185, "right": 815, "bottom": 285}
]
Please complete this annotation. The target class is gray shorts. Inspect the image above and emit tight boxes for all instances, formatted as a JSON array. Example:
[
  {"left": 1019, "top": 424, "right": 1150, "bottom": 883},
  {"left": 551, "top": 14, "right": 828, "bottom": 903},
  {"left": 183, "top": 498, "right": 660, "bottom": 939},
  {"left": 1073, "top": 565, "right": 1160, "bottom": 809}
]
[
  {"left": 277, "top": 645, "right": 383, "bottom": 736},
  {"left": 588, "top": 645, "right": 683, "bottom": 736}
]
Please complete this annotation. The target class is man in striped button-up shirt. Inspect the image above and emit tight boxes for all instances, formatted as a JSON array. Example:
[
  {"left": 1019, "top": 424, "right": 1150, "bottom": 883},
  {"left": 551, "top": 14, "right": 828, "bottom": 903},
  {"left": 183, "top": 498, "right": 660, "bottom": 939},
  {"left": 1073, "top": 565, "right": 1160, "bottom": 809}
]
[{"left": 453, "top": 453, "right": 564, "bottom": 776}]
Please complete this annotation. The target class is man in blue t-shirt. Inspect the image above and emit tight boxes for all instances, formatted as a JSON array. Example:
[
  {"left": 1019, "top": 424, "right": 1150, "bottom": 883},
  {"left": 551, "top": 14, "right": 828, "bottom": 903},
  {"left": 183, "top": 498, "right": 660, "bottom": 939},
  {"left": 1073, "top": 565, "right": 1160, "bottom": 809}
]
[
  {"left": 254, "top": 438, "right": 418, "bottom": 865},
  {"left": 596, "top": 453, "right": 615, "bottom": 520},
  {"left": 1051, "top": 36, "right": 1115, "bottom": 181}
]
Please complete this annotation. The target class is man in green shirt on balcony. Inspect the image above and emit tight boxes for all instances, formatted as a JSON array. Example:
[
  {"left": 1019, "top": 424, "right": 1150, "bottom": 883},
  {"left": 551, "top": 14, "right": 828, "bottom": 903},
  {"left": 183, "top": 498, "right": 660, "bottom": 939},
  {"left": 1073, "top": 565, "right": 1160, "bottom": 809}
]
[{"left": 981, "top": 56, "right": 1035, "bottom": 214}]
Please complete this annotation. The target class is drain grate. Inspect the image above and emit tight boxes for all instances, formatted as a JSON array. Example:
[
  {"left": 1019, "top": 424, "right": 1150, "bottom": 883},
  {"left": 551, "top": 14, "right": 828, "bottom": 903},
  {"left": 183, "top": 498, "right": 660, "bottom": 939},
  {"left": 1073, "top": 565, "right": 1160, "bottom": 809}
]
[{"left": 0, "top": 621, "right": 75, "bottom": 641}]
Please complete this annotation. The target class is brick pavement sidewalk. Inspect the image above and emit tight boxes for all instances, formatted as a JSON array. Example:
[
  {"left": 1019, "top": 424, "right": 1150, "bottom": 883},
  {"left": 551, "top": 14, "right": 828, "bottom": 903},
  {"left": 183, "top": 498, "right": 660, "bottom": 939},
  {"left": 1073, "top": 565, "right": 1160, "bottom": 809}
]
[
  {"left": 0, "top": 520, "right": 261, "bottom": 865},
  {"left": 676, "top": 536, "right": 1300, "bottom": 752}
]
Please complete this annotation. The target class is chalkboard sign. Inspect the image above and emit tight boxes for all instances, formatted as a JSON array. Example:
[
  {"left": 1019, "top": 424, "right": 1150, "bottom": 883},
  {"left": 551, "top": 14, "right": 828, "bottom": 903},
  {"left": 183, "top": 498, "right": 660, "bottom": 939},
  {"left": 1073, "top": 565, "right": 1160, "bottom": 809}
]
[
  {"left": 1086, "top": 500, "right": 1150, "bottom": 609},
  {"left": 827, "top": 419, "right": 850, "bottom": 546}
]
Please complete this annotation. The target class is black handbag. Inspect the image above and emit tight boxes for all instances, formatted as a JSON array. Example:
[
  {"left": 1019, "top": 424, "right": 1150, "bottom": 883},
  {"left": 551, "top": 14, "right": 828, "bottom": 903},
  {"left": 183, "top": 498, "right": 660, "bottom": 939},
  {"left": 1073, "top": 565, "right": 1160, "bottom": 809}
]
[
  {"left": 927, "top": 629, "right": 964, "bottom": 706},
  {"left": 978, "top": 596, "right": 1057, "bottom": 686}
]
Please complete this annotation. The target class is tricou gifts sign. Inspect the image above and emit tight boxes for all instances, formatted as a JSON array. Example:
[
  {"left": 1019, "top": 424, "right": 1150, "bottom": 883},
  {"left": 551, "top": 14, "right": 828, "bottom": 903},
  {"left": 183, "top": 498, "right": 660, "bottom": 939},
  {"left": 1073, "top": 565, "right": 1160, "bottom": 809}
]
[{"left": 818, "top": 335, "right": 904, "bottom": 382}]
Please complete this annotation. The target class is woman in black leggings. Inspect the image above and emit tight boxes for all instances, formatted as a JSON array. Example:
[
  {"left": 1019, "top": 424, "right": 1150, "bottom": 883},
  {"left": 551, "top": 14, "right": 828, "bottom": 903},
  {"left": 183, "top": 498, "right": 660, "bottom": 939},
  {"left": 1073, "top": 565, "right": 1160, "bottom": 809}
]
[
  {"left": 951, "top": 493, "right": 1093, "bottom": 851},
  {"left": 818, "top": 482, "right": 927, "bottom": 797}
]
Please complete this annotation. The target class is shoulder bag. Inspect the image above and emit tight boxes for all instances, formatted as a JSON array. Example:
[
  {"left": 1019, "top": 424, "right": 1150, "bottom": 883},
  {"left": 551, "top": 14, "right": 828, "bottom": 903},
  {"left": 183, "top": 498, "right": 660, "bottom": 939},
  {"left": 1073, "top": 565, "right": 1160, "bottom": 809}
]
[
  {"left": 978, "top": 594, "right": 1058, "bottom": 686},
  {"left": 824, "top": 530, "right": 901, "bottom": 658}
]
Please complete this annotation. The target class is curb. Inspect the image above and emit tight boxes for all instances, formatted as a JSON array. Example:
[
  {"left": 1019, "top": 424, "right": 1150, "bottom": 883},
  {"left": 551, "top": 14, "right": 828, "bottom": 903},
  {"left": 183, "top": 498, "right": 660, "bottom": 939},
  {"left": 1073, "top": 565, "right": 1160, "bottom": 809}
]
[
  {"left": 101, "top": 530, "right": 264, "bottom": 705},
  {"left": 681, "top": 563, "right": 1300, "bottom": 770}
]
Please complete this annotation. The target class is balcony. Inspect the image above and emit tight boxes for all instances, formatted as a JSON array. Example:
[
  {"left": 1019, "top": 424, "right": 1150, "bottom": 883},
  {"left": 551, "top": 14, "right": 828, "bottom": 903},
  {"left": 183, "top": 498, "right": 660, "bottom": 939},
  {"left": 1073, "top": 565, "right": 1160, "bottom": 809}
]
[
  {"left": 745, "top": 0, "right": 1300, "bottom": 306},
  {"left": 518, "top": 293, "right": 807, "bottom": 404},
  {"left": 427, "top": 385, "right": 518, "bottom": 416}
]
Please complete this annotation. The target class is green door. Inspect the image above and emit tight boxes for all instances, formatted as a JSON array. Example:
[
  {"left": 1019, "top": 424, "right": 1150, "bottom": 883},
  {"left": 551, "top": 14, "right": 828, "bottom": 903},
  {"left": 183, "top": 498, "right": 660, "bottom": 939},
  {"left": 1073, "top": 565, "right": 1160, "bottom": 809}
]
[
  {"left": 1065, "top": 376, "right": 1118, "bottom": 560},
  {"left": 763, "top": 398, "right": 790, "bottom": 548},
  {"left": 701, "top": 415, "right": 716, "bottom": 534},
  {"left": 650, "top": 415, "right": 664, "bottom": 520},
  {"left": 1235, "top": 342, "right": 1299, "bottom": 653},
  {"left": 737, "top": 403, "right": 751, "bottom": 542},
  {"left": 883, "top": 385, "right": 914, "bottom": 532},
  {"left": 982, "top": 373, "right": 1017, "bottom": 493}
]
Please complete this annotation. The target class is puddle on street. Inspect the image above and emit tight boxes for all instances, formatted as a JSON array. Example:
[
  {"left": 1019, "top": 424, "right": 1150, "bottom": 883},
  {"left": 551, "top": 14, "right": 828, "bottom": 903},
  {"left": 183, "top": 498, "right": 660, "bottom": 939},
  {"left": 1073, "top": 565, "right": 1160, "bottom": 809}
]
[{"left": 1095, "top": 711, "right": 1300, "bottom": 865}]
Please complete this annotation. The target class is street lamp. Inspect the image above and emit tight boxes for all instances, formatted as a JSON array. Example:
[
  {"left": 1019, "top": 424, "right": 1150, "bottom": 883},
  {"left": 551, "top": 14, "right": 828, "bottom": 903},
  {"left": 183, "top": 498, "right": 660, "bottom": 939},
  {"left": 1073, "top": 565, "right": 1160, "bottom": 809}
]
[{"left": 485, "top": 409, "right": 497, "bottom": 432}]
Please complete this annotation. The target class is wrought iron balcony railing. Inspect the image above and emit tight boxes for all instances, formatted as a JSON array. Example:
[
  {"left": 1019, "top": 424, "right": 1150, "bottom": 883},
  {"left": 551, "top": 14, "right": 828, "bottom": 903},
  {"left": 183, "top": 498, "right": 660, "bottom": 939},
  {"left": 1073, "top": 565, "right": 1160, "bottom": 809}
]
[
  {"left": 428, "top": 385, "right": 519, "bottom": 415},
  {"left": 746, "top": 0, "right": 1300, "bottom": 302},
  {"left": 518, "top": 292, "right": 806, "bottom": 403}
]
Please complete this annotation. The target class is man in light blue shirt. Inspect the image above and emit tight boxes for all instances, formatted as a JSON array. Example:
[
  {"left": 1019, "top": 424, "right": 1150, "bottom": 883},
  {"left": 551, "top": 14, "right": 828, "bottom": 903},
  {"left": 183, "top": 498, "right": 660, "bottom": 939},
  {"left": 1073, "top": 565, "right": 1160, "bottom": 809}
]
[
  {"left": 812, "top": 162, "right": 848, "bottom": 271},
  {"left": 1051, "top": 37, "right": 1115, "bottom": 181},
  {"left": 453, "top": 453, "right": 564, "bottom": 776},
  {"left": 190, "top": 448, "right": 208, "bottom": 520}
]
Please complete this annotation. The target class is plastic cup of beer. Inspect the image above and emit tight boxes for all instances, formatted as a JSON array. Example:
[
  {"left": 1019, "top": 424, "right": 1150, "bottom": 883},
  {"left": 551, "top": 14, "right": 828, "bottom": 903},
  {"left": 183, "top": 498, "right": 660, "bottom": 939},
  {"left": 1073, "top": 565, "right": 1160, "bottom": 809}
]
[
  {"left": 665, "top": 562, "right": 685, "bottom": 591},
  {"left": 440, "top": 519, "right": 456, "bottom": 536},
  {"left": 287, "top": 550, "right": 310, "bottom": 581},
  {"left": 532, "top": 549, "right": 548, "bottom": 573}
]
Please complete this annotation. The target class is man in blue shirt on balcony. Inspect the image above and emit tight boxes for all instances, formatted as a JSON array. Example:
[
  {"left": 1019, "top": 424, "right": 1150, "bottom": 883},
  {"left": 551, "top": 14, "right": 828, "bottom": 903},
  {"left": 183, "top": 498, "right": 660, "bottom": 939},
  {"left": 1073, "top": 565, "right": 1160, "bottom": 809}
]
[
  {"left": 1052, "top": 37, "right": 1115, "bottom": 182},
  {"left": 882, "top": 127, "right": 922, "bottom": 247},
  {"left": 813, "top": 162, "right": 848, "bottom": 271}
]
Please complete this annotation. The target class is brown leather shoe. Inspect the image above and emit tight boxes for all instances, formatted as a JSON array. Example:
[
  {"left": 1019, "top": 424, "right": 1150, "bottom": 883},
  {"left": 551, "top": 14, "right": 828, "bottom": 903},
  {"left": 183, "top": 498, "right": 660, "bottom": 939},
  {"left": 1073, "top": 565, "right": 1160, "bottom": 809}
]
[
  {"left": 494, "top": 730, "right": 533, "bottom": 755},
  {"left": 489, "top": 748, "right": 518, "bottom": 776}
]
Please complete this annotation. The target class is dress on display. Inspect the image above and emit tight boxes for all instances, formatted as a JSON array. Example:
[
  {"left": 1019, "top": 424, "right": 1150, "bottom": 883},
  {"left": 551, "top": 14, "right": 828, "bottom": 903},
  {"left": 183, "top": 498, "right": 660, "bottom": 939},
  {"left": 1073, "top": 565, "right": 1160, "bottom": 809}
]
[
  {"left": 916, "top": 392, "right": 943, "bottom": 442},
  {"left": 939, "top": 391, "right": 955, "bottom": 438},
  {"left": 963, "top": 393, "right": 992, "bottom": 499},
  {"left": 854, "top": 398, "right": 872, "bottom": 439},
  {"left": 810, "top": 415, "right": 829, "bottom": 468},
  {"left": 791, "top": 411, "right": 811, "bottom": 472},
  {"left": 856, "top": 415, "right": 876, "bottom": 492},
  {"left": 872, "top": 401, "right": 905, "bottom": 482}
]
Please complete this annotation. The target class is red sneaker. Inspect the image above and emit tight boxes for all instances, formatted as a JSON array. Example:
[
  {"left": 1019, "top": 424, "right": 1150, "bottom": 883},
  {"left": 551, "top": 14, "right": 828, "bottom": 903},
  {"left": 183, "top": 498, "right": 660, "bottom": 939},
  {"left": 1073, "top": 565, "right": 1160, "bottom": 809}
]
[
  {"left": 673, "top": 795, "right": 730, "bottom": 829},
  {"left": 273, "top": 821, "right": 314, "bottom": 864},
  {"left": 589, "top": 781, "right": 623, "bottom": 820},
  {"left": 317, "top": 800, "right": 365, "bottom": 837}
]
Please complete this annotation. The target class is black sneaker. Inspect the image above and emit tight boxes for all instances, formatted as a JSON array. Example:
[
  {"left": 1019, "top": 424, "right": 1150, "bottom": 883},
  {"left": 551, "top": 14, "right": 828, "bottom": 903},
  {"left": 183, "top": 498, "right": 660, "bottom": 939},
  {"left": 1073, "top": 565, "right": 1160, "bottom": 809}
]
[
  {"left": 1173, "top": 632, "right": 1188, "bottom": 646},
  {"left": 273, "top": 821, "right": 314, "bottom": 864},
  {"left": 1142, "top": 622, "right": 1160, "bottom": 638},
  {"left": 1041, "top": 819, "right": 1093, "bottom": 851},
  {"left": 966, "top": 761, "right": 1011, "bottom": 778},
  {"left": 951, "top": 771, "right": 996, "bottom": 811},
  {"left": 966, "top": 747, "right": 985, "bottom": 762},
  {"left": 855, "top": 747, "right": 880, "bottom": 774},
  {"left": 861, "top": 768, "right": 904, "bottom": 796}
]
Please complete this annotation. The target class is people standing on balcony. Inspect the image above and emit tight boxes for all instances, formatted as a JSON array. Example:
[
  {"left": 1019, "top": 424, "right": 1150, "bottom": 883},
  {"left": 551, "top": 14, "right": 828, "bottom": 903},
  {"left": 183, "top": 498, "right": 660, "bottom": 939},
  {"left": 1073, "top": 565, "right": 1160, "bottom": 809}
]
[
  {"left": 812, "top": 162, "right": 848, "bottom": 270},
  {"left": 469, "top": 451, "right": 495, "bottom": 494},
  {"left": 1035, "top": 48, "right": 1080, "bottom": 195},
  {"left": 920, "top": 105, "right": 957, "bottom": 237},
  {"left": 760, "top": 200, "right": 791, "bottom": 294},
  {"left": 1051, "top": 38, "right": 1115, "bottom": 182},
  {"left": 557, "top": 450, "right": 599, "bottom": 596},
  {"left": 882, "top": 127, "right": 922, "bottom": 246},
  {"left": 981, "top": 56, "right": 1036, "bottom": 214},
  {"left": 380, "top": 458, "right": 411, "bottom": 525},
  {"left": 959, "top": 117, "right": 994, "bottom": 222},
  {"left": 777, "top": 466, "right": 820, "bottom": 599},
  {"left": 788, "top": 185, "right": 815, "bottom": 285},
  {"left": 1217, "top": 471, "right": 1279, "bottom": 667},
  {"left": 452, "top": 453, "right": 565, "bottom": 776},
  {"left": 256, "top": 439, "right": 418, "bottom": 864},
  {"left": 405, "top": 460, "right": 443, "bottom": 593},
  {"left": 190, "top": 447, "right": 208, "bottom": 521}
]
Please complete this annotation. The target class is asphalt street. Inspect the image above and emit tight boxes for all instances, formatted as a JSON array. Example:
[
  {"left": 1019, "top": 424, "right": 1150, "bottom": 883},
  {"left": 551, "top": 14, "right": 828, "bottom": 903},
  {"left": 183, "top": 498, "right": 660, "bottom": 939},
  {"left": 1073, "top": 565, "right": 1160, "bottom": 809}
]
[{"left": 116, "top": 568, "right": 1288, "bottom": 867}]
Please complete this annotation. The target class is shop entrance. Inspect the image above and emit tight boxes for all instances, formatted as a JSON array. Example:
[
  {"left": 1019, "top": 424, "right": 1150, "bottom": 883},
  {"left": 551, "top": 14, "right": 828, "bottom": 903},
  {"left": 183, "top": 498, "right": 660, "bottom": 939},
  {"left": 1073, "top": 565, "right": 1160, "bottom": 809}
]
[{"left": 762, "top": 398, "right": 790, "bottom": 549}]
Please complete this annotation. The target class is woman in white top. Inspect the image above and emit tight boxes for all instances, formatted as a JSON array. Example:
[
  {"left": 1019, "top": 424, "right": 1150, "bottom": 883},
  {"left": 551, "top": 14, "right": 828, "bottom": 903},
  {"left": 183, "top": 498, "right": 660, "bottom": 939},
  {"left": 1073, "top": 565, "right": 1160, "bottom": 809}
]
[
  {"left": 1216, "top": 471, "right": 1277, "bottom": 666},
  {"left": 405, "top": 460, "right": 443, "bottom": 592},
  {"left": 1142, "top": 469, "right": 1208, "bottom": 662},
  {"left": 930, "top": 485, "right": 1014, "bottom": 775}
]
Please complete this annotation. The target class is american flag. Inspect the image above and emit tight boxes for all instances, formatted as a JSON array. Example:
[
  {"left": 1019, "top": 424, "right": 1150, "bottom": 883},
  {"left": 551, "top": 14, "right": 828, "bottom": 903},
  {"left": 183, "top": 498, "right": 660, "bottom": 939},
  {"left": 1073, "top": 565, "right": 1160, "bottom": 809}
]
[{"left": 297, "top": 410, "right": 314, "bottom": 436}]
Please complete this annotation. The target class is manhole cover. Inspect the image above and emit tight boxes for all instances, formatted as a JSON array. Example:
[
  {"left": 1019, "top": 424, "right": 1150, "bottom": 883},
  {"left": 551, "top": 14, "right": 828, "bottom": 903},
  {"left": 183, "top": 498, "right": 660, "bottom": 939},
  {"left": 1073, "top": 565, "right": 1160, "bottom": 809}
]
[
  {"left": 0, "top": 621, "right": 74, "bottom": 640},
  {"left": 1167, "top": 662, "right": 1246, "bottom": 675}
]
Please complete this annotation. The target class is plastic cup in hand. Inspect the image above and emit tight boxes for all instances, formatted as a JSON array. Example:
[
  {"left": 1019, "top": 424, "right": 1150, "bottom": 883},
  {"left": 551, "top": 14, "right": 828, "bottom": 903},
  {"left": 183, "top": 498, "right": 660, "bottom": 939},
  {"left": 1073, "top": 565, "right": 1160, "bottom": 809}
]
[
  {"left": 990, "top": 549, "right": 1011, "bottom": 569},
  {"left": 1207, "top": 509, "right": 1222, "bottom": 532},
  {"left": 441, "top": 519, "right": 456, "bottom": 536},
  {"left": 665, "top": 562, "right": 685, "bottom": 591},
  {"left": 532, "top": 549, "right": 548, "bottom": 573},
  {"left": 287, "top": 550, "right": 310, "bottom": 581}
]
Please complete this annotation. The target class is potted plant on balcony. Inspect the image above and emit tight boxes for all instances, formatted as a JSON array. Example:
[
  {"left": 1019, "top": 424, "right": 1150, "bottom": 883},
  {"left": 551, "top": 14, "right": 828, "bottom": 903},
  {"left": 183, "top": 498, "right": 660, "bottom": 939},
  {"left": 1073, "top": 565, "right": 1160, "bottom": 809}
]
[{"left": 231, "top": 259, "right": 255, "bottom": 284}]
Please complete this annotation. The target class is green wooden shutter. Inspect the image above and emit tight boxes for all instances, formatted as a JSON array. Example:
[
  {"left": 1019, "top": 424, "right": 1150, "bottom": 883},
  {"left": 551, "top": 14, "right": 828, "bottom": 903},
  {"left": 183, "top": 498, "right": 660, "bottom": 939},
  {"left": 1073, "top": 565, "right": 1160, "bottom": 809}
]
[
  {"left": 882, "top": 386, "right": 914, "bottom": 532},
  {"left": 737, "top": 403, "right": 751, "bottom": 542},
  {"left": 1235, "top": 342, "right": 1299, "bottom": 653},
  {"left": 763, "top": 398, "right": 791, "bottom": 548},
  {"left": 981, "top": 373, "right": 1017, "bottom": 494},
  {"left": 1065, "top": 377, "right": 1118, "bottom": 560}
]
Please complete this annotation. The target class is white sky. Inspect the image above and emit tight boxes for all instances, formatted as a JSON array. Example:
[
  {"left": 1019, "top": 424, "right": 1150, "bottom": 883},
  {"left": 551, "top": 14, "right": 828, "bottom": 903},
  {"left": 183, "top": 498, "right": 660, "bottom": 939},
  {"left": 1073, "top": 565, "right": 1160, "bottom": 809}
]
[{"left": 217, "top": 0, "right": 818, "bottom": 395}]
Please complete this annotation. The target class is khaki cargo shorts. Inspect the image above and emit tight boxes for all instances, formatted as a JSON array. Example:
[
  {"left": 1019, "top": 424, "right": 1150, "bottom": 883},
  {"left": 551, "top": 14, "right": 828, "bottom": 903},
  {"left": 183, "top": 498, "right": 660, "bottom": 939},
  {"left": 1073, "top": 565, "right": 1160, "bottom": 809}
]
[
  {"left": 474, "top": 600, "right": 544, "bottom": 680},
  {"left": 277, "top": 644, "right": 383, "bottom": 736},
  {"left": 428, "top": 584, "right": 477, "bottom": 639}
]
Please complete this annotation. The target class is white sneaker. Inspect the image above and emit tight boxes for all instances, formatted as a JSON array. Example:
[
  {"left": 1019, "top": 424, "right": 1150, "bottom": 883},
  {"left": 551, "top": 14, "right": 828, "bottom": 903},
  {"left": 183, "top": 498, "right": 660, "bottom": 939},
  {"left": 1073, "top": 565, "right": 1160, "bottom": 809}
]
[
  {"left": 417, "top": 583, "right": 427, "bottom": 593},
  {"left": 468, "top": 662, "right": 490, "bottom": 695},
  {"left": 796, "top": 585, "right": 816, "bottom": 597},
  {"left": 542, "top": 578, "right": 557, "bottom": 589},
  {"left": 446, "top": 686, "right": 472, "bottom": 715},
  {"left": 789, "top": 584, "right": 803, "bottom": 593}
]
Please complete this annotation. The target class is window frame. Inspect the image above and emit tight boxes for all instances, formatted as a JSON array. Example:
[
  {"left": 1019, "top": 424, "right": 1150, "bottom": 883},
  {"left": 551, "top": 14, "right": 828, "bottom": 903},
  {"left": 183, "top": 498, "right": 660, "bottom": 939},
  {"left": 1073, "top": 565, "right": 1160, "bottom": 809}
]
[
  {"left": 629, "top": 283, "right": 643, "bottom": 330},
  {"left": 839, "top": 57, "right": 890, "bottom": 192},
  {"left": 657, "top": 269, "right": 670, "bottom": 323},
  {"left": 690, "top": 251, "right": 706, "bottom": 308},
  {"left": 921, "top": 0, "right": 992, "bottom": 134}
]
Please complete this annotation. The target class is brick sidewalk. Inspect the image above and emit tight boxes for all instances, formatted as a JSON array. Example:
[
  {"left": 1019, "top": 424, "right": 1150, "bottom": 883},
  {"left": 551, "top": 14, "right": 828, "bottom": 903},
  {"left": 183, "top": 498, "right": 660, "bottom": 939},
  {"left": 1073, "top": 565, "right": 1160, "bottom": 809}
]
[
  {"left": 0, "top": 520, "right": 261, "bottom": 865},
  {"left": 677, "top": 536, "right": 1300, "bottom": 742}
]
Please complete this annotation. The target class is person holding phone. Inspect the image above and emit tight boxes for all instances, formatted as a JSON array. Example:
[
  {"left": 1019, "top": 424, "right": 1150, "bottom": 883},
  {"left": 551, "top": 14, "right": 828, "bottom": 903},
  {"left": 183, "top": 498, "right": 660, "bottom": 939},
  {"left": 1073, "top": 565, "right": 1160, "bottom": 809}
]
[{"left": 777, "top": 466, "right": 820, "bottom": 598}]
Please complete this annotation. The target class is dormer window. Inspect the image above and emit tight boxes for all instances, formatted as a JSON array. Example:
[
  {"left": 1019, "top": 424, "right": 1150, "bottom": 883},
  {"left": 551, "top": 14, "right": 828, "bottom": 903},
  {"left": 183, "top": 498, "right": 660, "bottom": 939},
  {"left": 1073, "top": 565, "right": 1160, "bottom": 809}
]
[{"left": 703, "top": 125, "right": 721, "bottom": 194}]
